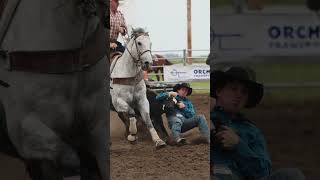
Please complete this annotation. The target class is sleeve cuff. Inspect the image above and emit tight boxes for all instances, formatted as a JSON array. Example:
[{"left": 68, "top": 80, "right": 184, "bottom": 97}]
[{"left": 233, "top": 138, "right": 256, "bottom": 158}]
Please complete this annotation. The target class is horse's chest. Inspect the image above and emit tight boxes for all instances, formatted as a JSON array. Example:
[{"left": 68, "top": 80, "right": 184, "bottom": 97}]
[{"left": 111, "top": 70, "right": 144, "bottom": 86}]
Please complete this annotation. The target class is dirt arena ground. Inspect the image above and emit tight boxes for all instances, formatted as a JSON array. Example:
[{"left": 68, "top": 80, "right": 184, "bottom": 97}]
[
  {"left": 0, "top": 95, "right": 210, "bottom": 180},
  {"left": 110, "top": 95, "right": 211, "bottom": 180},
  {"left": 247, "top": 102, "right": 320, "bottom": 180},
  {"left": 1, "top": 95, "right": 319, "bottom": 179}
]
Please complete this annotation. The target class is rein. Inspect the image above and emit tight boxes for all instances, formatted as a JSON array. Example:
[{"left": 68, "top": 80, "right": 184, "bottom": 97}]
[
  {"left": 110, "top": 33, "right": 151, "bottom": 86},
  {"left": 123, "top": 33, "right": 151, "bottom": 65}
]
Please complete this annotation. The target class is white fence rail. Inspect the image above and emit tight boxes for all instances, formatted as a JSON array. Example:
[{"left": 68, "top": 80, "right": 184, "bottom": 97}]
[{"left": 147, "top": 49, "right": 210, "bottom": 92}]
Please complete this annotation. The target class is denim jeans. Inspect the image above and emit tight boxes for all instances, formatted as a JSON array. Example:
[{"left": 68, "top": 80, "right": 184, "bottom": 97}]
[
  {"left": 211, "top": 166, "right": 305, "bottom": 180},
  {"left": 167, "top": 114, "right": 209, "bottom": 141},
  {"left": 211, "top": 165, "right": 240, "bottom": 180},
  {"left": 257, "top": 168, "right": 305, "bottom": 180},
  {"left": 111, "top": 41, "right": 125, "bottom": 53}
]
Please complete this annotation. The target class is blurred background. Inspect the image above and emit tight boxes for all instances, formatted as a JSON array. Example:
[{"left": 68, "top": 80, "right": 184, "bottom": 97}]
[{"left": 211, "top": 0, "right": 320, "bottom": 179}]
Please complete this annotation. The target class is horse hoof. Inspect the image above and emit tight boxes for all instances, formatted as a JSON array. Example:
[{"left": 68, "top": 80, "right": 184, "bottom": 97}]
[
  {"left": 127, "top": 134, "right": 138, "bottom": 142},
  {"left": 155, "top": 140, "right": 166, "bottom": 149}
]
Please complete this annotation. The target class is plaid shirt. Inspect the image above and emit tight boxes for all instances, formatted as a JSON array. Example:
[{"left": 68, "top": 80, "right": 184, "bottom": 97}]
[{"left": 110, "top": 10, "right": 127, "bottom": 41}]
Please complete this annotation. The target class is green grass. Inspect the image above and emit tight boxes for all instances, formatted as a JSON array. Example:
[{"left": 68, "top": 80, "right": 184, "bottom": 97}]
[
  {"left": 214, "top": 60, "right": 320, "bottom": 105},
  {"left": 190, "top": 81, "right": 210, "bottom": 94},
  {"left": 212, "top": 0, "right": 305, "bottom": 7},
  {"left": 214, "top": 61, "right": 320, "bottom": 83},
  {"left": 253, "top": 63, "right": 320, "bottom": 83},
  {"left": 263, "top": 88, "right": 320, "bottom": 105}
]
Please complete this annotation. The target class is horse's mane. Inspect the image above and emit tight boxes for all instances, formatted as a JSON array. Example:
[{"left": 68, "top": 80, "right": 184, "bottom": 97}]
[{"left": 131, "top": 28, "right": 148, "bottom": 38}]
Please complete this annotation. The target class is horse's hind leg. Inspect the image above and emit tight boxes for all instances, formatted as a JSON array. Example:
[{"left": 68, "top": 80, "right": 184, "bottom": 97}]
[
  {"left": 160, "top": 68, "right": 164, "bottom": 81},
  {"left": 26, "top": 159, "right": 63, "bottom": 180},
  {"left": 156, "top": 69, "right": 161, "bottom": 81}
]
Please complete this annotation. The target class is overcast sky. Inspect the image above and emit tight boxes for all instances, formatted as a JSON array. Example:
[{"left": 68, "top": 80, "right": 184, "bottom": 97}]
[{"left": 119, "top": 0, "right": 210, "bottom": 56}]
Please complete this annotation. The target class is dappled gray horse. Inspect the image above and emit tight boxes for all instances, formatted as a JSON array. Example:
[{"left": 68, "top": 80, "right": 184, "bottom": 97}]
[
  {"left": 0, "top": 0, "right": 108, "bottom": 179},
  {"left": 110, "top": 29, "right": 166, "bottom": 148}
]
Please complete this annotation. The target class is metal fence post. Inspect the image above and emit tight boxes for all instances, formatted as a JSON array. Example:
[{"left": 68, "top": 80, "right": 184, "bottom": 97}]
[{"left": 183, "top": 49, "right": 186, "bottom": 66}]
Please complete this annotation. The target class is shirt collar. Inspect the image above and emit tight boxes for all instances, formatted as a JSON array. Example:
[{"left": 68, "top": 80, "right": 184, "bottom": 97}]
[
  {"left": 176, "top": 95, "right": 187, "bottom": 100},
  {"left": 213, "top": 106, "right": 248, "bottom": 122},
  {"left": 110, "top": 9, "right": 120, "bottom": 15}
]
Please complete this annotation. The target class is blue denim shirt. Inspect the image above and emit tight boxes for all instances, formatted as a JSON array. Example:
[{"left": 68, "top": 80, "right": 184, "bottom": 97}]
[
  {"left": 211, "top": 106, "right": 272, "bottom": 179},
  {"left": 155, "top": 92, "right": 195, "bottom": 119}
]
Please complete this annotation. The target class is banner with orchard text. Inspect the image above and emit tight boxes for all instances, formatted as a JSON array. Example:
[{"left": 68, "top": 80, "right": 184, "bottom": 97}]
[
  {"left": 163, "top": 63, "right": 210, "bottom": 82},
  {"left": 213, "top": 13, "right": 320, "bottom": 58}
]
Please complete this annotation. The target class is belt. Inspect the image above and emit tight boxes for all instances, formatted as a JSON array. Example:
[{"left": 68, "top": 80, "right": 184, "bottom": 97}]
[
  {"left": 112, "top": 70, "right": 144, "bottom": 85},
  {"left": 6, "top": 25, "right": 107, "bottom": 74}
]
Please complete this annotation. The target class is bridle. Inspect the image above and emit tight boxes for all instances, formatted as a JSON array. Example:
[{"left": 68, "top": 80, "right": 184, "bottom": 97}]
[
  {"left": 110, "top": 32, "right": 152, "bottom": 83},
  {"left": 125, "top": 33, "right": 152, "bottom": 66}
]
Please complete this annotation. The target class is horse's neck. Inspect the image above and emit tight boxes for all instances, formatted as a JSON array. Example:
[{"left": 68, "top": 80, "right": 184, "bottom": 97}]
[{"left": 110, "top": 43, "right": 141, "bottom": 78}]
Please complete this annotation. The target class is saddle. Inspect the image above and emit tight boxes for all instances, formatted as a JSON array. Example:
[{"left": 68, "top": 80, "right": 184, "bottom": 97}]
[
  {"left": 110, "top": 51, "right": 122, "bottom": 63},
  {"left": 1, "top": 1, "right": 107, "bottom": 74},
  {"left": 6, "top": 24, "right": 107, "bottom": 73}
]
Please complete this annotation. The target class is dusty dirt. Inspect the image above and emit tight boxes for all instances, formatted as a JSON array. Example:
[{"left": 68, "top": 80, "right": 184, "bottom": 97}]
[
  {"left": 110, "top": 95, "right": 211, "bottom": 180},
  {"left": 0, "top": 95, "right": 210, "bottom": 180},
  {"left": 247, "top": 102, "right": 320, "bottom": 180},
  {"left": 1, "top": 95, "right": 318, "bottom": 180}
]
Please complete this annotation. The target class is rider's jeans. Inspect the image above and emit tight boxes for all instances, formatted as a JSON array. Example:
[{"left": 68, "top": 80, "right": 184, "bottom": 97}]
[
  {"left": 211, "top": 166, "right": 305, "bottom": 180},
  {"left": 167, "top": 113, "right": 209, "bottom": 141},
  {"left": 211, "top": 165, "right": 236, "bottom": 180}
]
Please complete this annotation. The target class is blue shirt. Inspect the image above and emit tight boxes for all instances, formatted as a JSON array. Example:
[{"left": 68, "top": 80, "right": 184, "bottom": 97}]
[
  {"left": 211, "top": 106, "right": 272, "bottom": 179},
  {"left": 155, "top": 92, "right": 195, "bottom": 119}
]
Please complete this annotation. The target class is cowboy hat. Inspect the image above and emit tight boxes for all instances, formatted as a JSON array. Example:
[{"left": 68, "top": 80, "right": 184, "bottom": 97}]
[
  {"left": 173, "top": 82, "right": 193, "bottom": 96},
  {"left": 211, "top": 66, "right": 263, "bottom": 108}
]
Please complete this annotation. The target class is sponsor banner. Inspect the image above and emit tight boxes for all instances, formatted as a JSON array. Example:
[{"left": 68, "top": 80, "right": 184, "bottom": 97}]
[
  {"left": 213, "top": 13, "right": 320, "bottom": 57},
  {"left": 163, "top": 63, "right": 210, "bottom": 82}
]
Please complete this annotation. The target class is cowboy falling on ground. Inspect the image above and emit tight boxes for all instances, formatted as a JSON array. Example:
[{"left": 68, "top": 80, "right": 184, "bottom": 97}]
[
  {"left": 210, "top": 66, "right": 305, "bottom": 180},
  {"left": 155, "top": 82, "right": 210, "bottom": 146}
]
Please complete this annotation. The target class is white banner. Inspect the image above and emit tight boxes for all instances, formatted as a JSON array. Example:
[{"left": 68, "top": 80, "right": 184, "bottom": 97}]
[
  {"left": 163, "top": 64, "right": 210, "bottom": 82},
  {"left": 213, "top": 13, "right": 320, "bottom": 57}
]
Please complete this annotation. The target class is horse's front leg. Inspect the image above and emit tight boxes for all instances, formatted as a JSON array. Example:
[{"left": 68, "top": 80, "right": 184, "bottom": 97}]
[
  {"left": 137, "top": 99, "right": 166, "bottom": 148},
  {"left": 120, "top": 110, "right": 138, "bottom": 142},
  {"left": 114, "top": 97, "right": 138, "bottom": 142},
  {"left": 117, "top": 112, "right": 130, "bottom": 138}
]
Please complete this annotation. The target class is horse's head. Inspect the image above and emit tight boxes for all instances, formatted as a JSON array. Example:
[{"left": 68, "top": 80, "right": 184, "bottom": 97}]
[{"left": 128, "top": 28, "right": 153, "bottom": 71}]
